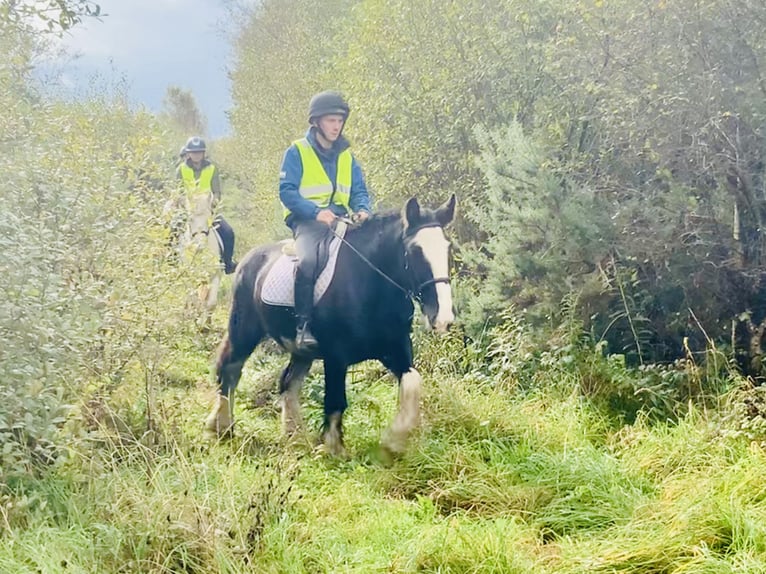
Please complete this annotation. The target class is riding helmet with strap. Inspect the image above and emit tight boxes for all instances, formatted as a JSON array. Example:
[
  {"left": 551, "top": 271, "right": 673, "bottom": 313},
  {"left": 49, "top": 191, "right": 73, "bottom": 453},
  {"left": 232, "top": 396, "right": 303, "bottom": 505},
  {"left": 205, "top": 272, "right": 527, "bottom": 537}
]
[
  {"left": 185, "top": 136, "right": 206, "bottom": 152},
  {"left": 308, "top": 91, "right": 350, "bottom": 123}
]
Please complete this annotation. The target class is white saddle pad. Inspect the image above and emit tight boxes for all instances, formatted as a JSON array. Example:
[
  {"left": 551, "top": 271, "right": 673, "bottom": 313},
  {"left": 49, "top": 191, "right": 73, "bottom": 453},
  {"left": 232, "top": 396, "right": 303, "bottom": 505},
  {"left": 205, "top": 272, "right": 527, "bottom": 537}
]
[{"left": 260, "top": 223, "right": 346, "bottom": 307}]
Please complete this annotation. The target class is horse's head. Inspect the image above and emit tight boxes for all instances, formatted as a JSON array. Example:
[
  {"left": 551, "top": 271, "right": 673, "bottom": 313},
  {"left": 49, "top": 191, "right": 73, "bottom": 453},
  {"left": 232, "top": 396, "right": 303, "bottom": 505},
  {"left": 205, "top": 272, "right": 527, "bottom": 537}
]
[{"left": 402, "top": 195, "right": 457, "bottom": 333}]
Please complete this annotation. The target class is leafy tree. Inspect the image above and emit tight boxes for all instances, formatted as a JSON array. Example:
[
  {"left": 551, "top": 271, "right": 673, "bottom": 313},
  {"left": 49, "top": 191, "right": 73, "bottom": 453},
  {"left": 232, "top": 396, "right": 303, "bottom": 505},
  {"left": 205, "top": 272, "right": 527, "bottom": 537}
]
[
  {"left": 340, "top": 0, "right": 559, "bottom": 224},
  {"left": 0, "top": 17, "right": 205, "bottom": 482},
  {"left": 462, "top": 121, "right": 613, "bottom": 337},
  {"left": 161, "top": 85, "right": 208, "bottom": 139},
  {"left": 1, "top": 0, "right": 101, "bottom": 33},
  {"left": 224, "top": 0, "right": 766, "bottom": 367}
]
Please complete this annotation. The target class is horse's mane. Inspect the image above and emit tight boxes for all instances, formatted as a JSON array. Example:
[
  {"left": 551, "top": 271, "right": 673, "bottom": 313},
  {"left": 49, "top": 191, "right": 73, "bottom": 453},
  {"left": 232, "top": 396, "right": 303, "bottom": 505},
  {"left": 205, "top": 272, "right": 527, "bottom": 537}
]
[
  {"left": 362, "top": 209, "right": 402, "bottom": 227},
  {"left": 340, "top": 210, "right": 404, "bottom": 262},
  {"left": 347, "top": 209, "right": 402, "bottom": 238},
  {"left": 349, "top": 204, "right": 444, "bottom": 240}
]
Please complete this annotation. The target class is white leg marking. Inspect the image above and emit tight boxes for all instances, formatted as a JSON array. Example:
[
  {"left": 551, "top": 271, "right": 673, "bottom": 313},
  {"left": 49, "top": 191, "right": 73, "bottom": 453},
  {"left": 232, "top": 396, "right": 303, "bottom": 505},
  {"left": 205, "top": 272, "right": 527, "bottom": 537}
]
[
  {"left": 384, "top": 368, "right": 422, "bottom": 453},
  {"left": 323, "top": 413, "right": 345, "bottom": 456},
  {"left": 206, "top": 271, "right": 222, "bottom": 310},
  {"left": 413, "top": 228, "right": 454, "bottom": 331},
  {"left": 205, "top": 392, "right": 233, "bottom": 436},
  {"left": 281, "top": 387, "right": 303, "bottom": 436},
  {"left": 204, "top": 223, "right": 223, "bottom": 310}
]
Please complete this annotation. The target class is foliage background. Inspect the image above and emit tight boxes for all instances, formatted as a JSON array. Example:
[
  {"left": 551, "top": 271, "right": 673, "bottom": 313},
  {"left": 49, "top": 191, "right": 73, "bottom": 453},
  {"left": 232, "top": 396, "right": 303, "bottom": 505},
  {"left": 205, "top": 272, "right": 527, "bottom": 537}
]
[
  {"left": 225, "top": 0, "right": 766, "bottom": 368},
  {"left": 4, "top": 1, "right": 766, "bottom": 572}
]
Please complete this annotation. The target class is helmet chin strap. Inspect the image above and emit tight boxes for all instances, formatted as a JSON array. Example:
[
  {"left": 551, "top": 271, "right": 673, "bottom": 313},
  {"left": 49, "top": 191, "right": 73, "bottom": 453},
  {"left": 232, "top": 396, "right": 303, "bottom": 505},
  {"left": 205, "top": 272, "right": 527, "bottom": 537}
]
[
  {"left": 312, "top": 118, "right": 346, "bottom": 147},
  {"left": 312, "top": 121, "right": 328, "bottom": 142}
]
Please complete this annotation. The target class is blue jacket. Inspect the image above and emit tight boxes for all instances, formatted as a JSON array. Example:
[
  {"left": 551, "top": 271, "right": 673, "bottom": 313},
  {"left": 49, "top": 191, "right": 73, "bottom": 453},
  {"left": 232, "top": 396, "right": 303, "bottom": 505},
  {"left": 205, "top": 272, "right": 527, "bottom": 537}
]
[{"left": 279, "top": 128, "right": 371, "bottom": 228}]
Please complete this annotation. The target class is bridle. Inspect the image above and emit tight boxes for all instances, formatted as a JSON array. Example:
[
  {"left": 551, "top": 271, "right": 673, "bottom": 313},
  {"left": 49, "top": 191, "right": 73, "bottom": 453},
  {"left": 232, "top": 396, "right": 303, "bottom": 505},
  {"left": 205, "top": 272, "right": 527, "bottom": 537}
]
[
  {"left": 410, "top": 276, "right": 451, "bottom": 301},
  {"left": 331, "top": 220, "right": 450, "bottom": 302},
  {"left": 403, "top": 224, "right": 451, "bottom": 302}
]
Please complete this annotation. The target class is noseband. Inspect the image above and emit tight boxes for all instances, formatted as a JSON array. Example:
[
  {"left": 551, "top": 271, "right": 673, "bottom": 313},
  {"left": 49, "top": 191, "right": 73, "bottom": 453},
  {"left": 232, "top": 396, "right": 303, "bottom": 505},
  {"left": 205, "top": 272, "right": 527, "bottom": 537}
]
[{"left": 412, "top": 276, "right": 451, "bottom": 299}]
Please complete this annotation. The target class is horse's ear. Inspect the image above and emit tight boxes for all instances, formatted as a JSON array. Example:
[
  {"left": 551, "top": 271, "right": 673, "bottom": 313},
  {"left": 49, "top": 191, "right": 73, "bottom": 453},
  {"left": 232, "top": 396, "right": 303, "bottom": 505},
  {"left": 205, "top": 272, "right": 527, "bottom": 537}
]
[
  {"left": 403, "top": 197, "right": 421, "bottom": 229},
  {"left": 436, "top": 194, "right": 457, "bottom": 227}
]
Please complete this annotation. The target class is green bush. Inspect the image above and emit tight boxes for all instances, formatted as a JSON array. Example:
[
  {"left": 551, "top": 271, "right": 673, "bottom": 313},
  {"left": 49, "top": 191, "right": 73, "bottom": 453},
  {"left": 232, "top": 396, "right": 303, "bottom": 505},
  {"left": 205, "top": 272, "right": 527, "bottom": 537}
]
[{"left": 0, "top": 26, "right": 209, "bottom": 485}]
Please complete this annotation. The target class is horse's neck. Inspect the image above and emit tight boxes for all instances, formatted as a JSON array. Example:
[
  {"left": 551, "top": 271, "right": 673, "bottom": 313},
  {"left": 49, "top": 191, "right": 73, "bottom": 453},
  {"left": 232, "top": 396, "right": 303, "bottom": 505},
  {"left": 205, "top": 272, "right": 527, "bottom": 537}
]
[
  {"left": 188, "top": 195, "right": 213, "bottom": 236},
  {"left": 348, "top": 216, "right": 407, "bottom": 283}
]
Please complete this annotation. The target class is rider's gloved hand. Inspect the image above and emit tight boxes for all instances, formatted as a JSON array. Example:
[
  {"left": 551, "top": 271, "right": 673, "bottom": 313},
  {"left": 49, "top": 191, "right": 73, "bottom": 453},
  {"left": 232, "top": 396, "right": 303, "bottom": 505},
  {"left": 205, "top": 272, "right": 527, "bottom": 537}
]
[
  {"left": 316, "top": 209, "right": 337, "bottom": 226},
  {"left": 352, "top": 211, "right": 370, "bottom": 223}
]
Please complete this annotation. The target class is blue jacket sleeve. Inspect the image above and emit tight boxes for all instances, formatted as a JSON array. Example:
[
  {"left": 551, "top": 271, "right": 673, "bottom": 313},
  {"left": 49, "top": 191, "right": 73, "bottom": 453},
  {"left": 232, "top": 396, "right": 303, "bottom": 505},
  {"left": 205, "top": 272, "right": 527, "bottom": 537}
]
[
  {"left": 348, "top": 156, "right": 372, "bottom": 213},
  {"left": 279, "top": 145, "right": 320, "bottom": 222}
]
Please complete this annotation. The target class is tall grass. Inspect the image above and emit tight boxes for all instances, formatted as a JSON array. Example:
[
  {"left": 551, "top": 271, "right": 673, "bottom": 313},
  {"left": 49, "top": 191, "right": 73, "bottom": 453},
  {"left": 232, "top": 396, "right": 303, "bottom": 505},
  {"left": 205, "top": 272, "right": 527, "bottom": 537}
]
[{"left": 2, "top": 312, "right": 765, "bottom": 572}]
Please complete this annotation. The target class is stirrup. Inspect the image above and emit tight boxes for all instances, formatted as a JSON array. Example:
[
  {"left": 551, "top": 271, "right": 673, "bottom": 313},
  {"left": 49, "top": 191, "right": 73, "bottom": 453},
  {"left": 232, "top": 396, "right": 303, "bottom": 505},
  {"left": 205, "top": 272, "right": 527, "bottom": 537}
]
[{"left": 295, "top": 324, "right": 318, "bottom": 349}]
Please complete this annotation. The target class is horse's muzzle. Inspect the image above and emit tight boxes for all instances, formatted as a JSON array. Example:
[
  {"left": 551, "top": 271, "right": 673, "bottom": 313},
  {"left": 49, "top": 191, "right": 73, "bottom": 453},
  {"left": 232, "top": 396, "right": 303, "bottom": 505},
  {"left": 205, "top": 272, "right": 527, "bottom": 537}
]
[
  {"left": 432, "top": 316, "right": 454, "bottom": 334},
  {"left": 431, "top": 284, "right": 455, "bottom": 333},
  {"left": 426, "top": 305, "right": 454, "bottom": 333}
]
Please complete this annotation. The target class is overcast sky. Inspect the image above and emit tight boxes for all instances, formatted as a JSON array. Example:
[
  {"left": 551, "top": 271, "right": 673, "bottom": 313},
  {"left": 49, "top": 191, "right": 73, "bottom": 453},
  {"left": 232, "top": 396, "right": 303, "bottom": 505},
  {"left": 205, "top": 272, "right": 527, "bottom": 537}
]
[{"left": 42, "top": 0, "right": 247, "bottom": 138}]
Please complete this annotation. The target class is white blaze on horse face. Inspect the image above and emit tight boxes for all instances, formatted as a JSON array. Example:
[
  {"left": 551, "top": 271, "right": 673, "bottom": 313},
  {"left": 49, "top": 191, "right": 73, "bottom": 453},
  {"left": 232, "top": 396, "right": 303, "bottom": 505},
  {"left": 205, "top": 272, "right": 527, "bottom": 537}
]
[{"left": 414, "top": 227, "right": 454, "bottom": 332}]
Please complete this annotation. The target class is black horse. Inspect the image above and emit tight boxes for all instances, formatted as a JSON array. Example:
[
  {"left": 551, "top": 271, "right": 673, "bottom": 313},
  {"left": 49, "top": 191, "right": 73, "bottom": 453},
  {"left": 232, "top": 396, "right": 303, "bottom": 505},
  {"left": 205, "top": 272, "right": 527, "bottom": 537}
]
[{"left": 205, "top": 195, "right": 456, "bottom": 455}]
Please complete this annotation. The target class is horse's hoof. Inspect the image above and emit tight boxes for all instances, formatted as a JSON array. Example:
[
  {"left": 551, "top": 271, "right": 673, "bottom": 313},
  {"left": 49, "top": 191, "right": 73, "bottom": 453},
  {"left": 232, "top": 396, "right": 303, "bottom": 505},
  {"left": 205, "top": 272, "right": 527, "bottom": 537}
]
[
  {"left": 204, "top": 424, "right": 235, "bottom": 440},
  {"left": 279, "top": 425, "right": 311, "bottom": 450},
  {"left": 205, "top": 394, "right": 233, "bottom": 438},
  {"left": 204, "top": 415, "right": 234, "bottom": 439},
  {"left": 377, "top": 443, "right": 398, "bottom": 466},
  {"left": 381, "top": 430, "right": 408, "bottom": 457},
  {"left": 317, "top": 430, "right": 347, "bottom": 458},
  {"left": 315, "top": 442, "right": 348, "bottom": 459},
  {"left": 281, "top": 422, "right": 305, "bottom": 441}
]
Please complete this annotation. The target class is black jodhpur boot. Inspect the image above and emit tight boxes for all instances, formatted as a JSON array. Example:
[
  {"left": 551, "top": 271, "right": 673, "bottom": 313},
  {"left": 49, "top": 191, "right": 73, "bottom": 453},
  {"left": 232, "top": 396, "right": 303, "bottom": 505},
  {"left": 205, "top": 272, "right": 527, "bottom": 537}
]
[{"left": 294, "top": 274, "right": 318, "bottom": 351}]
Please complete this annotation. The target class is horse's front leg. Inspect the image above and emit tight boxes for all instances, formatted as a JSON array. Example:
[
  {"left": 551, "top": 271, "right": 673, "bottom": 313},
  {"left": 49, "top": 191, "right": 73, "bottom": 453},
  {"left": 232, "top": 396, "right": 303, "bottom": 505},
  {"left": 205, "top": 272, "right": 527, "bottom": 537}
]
[
  {"left": 204, "top": 231, "right": 223, "bottom": 311},
  {"left": 321, "top": 358, "right": 348, "bottom": 457},
  {"left": 279, "top": 355, "right": 312, "bottom": 436},
  {"left": 383, "top": 367, "right": 422, "bottom": 454},
  {"left": 381, "top": 340, "right": 421, "bottom": 454}
]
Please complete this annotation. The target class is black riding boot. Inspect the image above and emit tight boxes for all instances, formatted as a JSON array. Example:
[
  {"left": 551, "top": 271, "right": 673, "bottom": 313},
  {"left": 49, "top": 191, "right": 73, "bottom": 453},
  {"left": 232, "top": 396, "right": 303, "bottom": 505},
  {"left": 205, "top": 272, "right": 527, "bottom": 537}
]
[
  {"left": 212, "top": 216, "right": 238, "bottom": 274},
  {"left": 294, "top": 273, "right": 318, "bottom": 351},
  {"left": 293, "top": 218, "right": 330, "bottom": 351}
]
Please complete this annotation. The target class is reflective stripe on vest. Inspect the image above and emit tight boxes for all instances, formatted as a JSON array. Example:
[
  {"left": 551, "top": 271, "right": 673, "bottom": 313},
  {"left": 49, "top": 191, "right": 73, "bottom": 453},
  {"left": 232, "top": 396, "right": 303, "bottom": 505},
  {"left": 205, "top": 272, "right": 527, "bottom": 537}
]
[
  {"left": 179, "top": 163, "right": 215, "bottom": 199},
  {"left": 282, "top": 138, "right": 352, "bottom": 220}
]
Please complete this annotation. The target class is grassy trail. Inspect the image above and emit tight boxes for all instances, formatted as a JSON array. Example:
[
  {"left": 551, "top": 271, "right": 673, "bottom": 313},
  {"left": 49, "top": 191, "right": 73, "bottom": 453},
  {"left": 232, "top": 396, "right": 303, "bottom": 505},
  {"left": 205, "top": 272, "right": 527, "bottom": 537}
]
[{"left": 2, "top": 327, "right": 766, "bottom": 573}]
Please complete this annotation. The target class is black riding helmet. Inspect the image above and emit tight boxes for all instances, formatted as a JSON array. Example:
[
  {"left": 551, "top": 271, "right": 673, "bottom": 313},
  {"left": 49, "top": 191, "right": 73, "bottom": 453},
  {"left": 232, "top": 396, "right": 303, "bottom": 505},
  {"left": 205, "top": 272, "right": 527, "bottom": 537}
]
[
  {"left": 308, "top": 91, "right": 350, "bottom": 124},
  {"left": 185, "top": 136, "right": 206, "bottom": 152}
]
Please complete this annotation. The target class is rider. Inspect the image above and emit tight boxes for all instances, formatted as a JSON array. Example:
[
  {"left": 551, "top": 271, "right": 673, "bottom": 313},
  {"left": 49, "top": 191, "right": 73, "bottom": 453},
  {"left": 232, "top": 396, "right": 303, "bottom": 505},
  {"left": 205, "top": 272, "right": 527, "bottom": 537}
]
[
  {"left": 176, "top": 136, "right": 237, "bottom": 274},
  {"left": 279, "top": 90, "right": 372, "bottom": 351}
]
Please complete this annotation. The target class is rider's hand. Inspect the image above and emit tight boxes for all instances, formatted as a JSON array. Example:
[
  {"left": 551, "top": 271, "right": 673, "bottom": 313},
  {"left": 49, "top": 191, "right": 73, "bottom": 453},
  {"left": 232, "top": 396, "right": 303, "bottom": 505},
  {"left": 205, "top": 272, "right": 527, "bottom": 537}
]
[
  {"left": 316, "top": 209, "right": 337, "bottom": 226},
  {"left": 352, "top": 210, "right": 370, "bottom": 223}
]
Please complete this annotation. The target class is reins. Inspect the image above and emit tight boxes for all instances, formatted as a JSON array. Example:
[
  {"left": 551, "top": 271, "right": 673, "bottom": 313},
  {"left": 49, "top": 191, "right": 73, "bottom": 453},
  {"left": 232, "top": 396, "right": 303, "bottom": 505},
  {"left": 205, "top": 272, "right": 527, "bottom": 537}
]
[{"left": 330, "top": 219, "right": 450, "bottom": 302}]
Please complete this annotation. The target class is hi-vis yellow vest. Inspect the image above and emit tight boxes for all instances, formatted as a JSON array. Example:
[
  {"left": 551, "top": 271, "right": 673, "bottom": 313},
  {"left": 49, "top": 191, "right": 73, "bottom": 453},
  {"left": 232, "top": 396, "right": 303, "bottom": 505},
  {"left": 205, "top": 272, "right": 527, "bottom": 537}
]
[
  {"left": 282, "top": 138, "right": 352, "bottom": 220},
  {"left": 179, "top": 163, "right": 215, "bottom": 200}
]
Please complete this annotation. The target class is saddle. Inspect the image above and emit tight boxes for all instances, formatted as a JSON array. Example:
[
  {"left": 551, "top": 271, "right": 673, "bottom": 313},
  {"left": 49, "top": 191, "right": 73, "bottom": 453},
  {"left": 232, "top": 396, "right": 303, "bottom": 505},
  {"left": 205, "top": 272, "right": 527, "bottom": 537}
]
[{"left": 260, "top": 221, "right": 348, "bottom": 307}]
